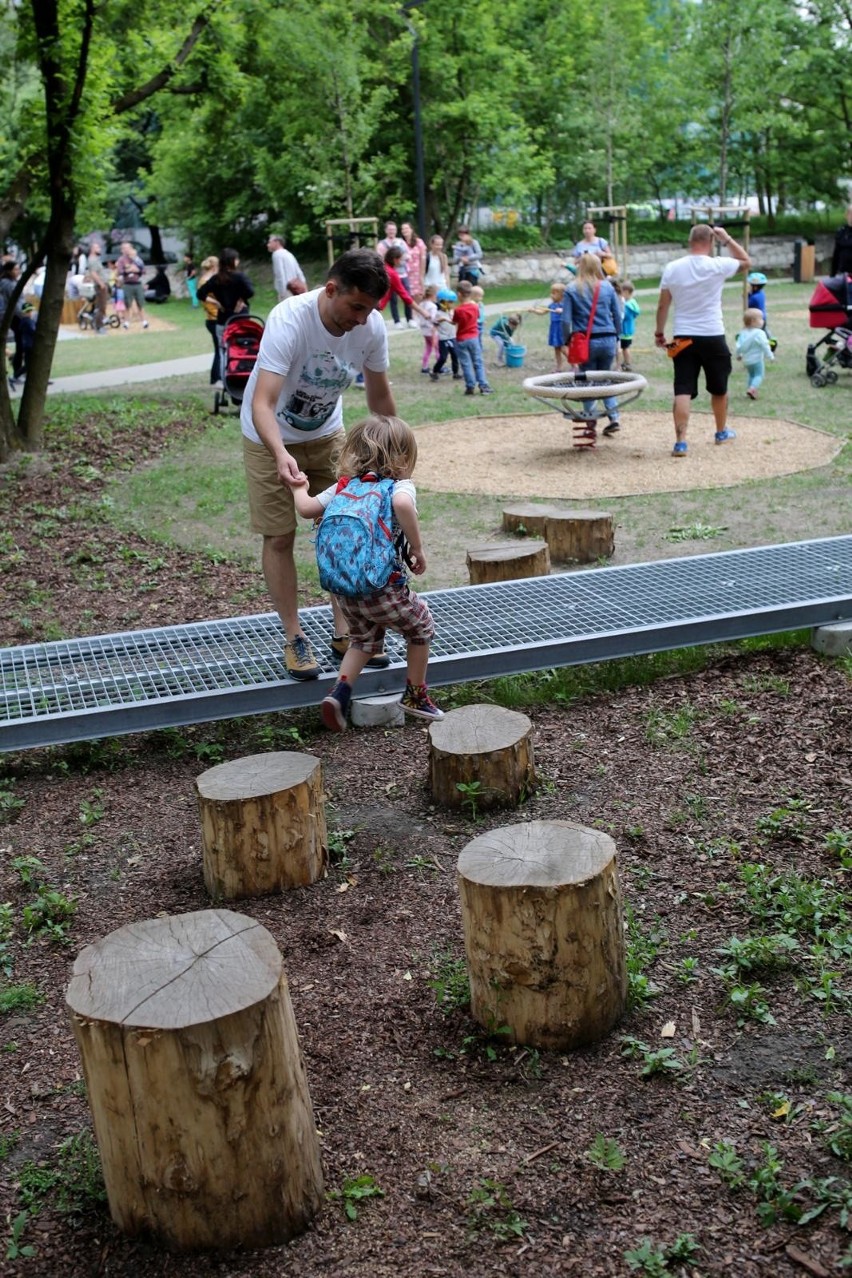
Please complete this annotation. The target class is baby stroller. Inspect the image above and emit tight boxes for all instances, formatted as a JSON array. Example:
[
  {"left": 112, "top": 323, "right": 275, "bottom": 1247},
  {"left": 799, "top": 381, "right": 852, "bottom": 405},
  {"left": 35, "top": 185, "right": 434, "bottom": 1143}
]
[
  {"left": 77, "top": 282, "right": 120, "bottom": 331},
  {"left": 213, "top": 314, "right": 265, "bottom": 414},
  {"left": 806, "top": 274, "right": 852, "bottom": 387}
]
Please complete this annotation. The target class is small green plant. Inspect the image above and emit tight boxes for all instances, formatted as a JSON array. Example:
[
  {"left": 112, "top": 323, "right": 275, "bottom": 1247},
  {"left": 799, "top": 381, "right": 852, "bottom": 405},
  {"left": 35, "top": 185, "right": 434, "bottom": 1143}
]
[
  {"left": 822, "top": 1093, "right": 852, "bottom": 1162},
  {"left": 676, "top": 956, "right": 699, "bottom": 984},
  {"left": 826, "top": 828, "right": 852, "bottom": 870},
  {"left": 405, "top": 854, "right": 439, "bottom": 876},
  {"left": 620, "top": 1037, "right": 684, "bottom": 1078},
  {"left": 755, "top": 798, "right": 810, "bottom": 842},
  {"left": 18, "top": 1131, "right": 106, "bottom": 1218},
  {"left": 665, "top": 522, "right": 727, "bottom": 542},
  {"left": 708, "top": 1140, "right": 745, "bottom": 1187},
  {"left": 328, "top": 827, "right": 356, "bottom": 865},
  {"left": 23, "top": 887, "right": 77, "bottom": 941},
  {"left": 725, "top": 981, "right": 776, "bottom": 1025},
  {"left": 78, "top": 789, "right": 105, "bottom": 827},
  {"left": 10, "top": 856, "right": 47, "bottom": 888},
  {"left": 643, "top": 705, "right": 697, "bottom": 747},
  {"left": 624, "top": 904, "right": 665, "bottom": 1009},
  {"left": 585, "top": 1133, "right": 625, "bottom": 1172},
  {"left": 625, "top": 1233, "right": 699, "bottom": 1274},
  {"left": 456, "top": 779, "right": 484, "bottom": 822},
  {"left": 0, "top": 782, "right": 26, "bottom": 822},
  {"left": 428, "top": 951, "right": 470, "bottom": 1015},
  {"left": 0, "top": 982, "right": 44, "bottom": 1015},
  {"left": 0, "top": 1131, "right": 20, "bottom": 1160},
  {"left": 466, "top": 1178, "right": 528, "bottom": 1241},
  {"left": 5, "top": 1210, "right": 35, "bottom": 1261},
  {"left": 328, "top": 1173, "right": 384, "bottom": 1220},
  {"left": 194, "top": 741, "right": 225, "bottom": 764},
  {"left": 372, "top": 844, "right": 396, "bottom": 875}
]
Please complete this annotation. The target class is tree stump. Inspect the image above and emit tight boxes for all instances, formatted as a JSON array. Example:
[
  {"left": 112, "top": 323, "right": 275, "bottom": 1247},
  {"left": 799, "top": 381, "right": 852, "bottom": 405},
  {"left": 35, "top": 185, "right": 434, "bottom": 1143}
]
[
  {"left": 502, "top": 504, "right": 614, "bottom": 563},
  {"left": 66, "top": 909, "right": 324, "bottom": 1251},
  {"left": 196, "top": 752, "right": 327, "bottom": 900},
  {"left": 466, "top": 539, "right": 550, "bottom": 585},
  {"left": 428, "top": 706, "right": 535, "bottom": 811},
  {"left": 457, "top": 821, "right": 626, "bottom": 1049}
]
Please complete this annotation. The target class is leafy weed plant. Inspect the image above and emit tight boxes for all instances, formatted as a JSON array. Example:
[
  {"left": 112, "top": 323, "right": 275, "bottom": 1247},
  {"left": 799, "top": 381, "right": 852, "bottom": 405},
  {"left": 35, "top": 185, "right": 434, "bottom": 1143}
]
[
  {"left": 466, "top": 1178, "right": 528, "bottom": 1241},
  {"left": 586, "top": 1134, "right": 626, "bottom": 1172},
  {"left": 18, "top": 1131, "right": 106, "bottom": 1219},
  {"left": 620, "top": 1037, "right": 684, "bottom": 1078},
  {"left": 625, "top": 1233, "right": 699, "bottom": 1274},
  {"left": 0, "top": 983, "right": 44, "bottom": 1015},
  {"left": 428, "top": 950, "right": 470, "bottom": 1015},
  {"left": 23, "top": 887, "right": 77, "bottom": 941},
  {"left": 328, "top": 1173, "right": 384, "bottom": 1220}
]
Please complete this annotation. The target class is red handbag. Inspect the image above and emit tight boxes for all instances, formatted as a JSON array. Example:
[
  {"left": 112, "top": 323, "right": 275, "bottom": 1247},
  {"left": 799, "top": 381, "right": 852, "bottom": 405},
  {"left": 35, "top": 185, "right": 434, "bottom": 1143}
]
[{"left": 567, "top": 281, "right": 601, "bottom": 365}]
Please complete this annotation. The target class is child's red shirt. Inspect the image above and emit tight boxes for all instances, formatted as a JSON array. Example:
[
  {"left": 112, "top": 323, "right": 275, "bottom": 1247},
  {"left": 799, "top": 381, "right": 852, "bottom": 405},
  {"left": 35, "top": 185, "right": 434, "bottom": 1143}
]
[{"left": 451, "top": 302, "right": 479, "bottom": 341}]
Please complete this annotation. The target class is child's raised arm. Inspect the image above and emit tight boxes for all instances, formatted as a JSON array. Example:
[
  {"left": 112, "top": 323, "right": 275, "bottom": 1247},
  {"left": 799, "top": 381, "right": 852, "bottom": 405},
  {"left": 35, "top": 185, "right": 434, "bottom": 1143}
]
[{"left": 286, "top": 475, "right": 325, "bottom": 521}]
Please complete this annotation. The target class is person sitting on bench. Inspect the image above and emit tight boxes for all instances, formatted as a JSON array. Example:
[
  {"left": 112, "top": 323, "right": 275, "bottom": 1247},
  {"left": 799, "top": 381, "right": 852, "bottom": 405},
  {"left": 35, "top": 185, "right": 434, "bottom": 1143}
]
[{"left": 144, "top": 266, "right": 171, "bottom": 304}]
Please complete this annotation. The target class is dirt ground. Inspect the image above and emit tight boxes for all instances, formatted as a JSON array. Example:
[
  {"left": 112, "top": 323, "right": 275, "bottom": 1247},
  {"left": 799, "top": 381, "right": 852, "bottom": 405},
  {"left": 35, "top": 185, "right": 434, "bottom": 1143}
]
[
  {"left": 1, "top": 408, "right": 851, "bottom": 1278},
  {"left": 414, "top": 412, "right": 841, "bottom": 500}
]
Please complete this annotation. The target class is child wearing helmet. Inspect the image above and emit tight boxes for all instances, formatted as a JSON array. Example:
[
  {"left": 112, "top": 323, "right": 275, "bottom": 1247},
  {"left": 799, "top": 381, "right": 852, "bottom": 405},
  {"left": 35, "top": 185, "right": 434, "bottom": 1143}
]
[
  {"left": 429, "top": 288, "right": 460, "bottom": 380},
  {"left": 747, "top": 271, "right": 776, "bottom": 350}
]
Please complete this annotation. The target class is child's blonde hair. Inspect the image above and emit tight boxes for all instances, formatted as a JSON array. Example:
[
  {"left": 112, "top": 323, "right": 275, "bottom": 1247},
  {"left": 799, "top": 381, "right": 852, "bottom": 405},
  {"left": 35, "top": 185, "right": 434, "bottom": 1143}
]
[
  {"left": 743, "top": 307, "right": 764, "bottom": 328},
  {"left": 423, "top": 284, "right": 437, "bottom": 299},
  {"left": 549, "top": 281, "right": 565, "bottom": 299},
  {"left": 338, "top": 415, "right": 417, "bottom": 480},
  {"left": 470, "top": 285, "right": 484, "bottom": 301},
  {"left": 457, "top": 279, "right": 473, "bottom": 297}
]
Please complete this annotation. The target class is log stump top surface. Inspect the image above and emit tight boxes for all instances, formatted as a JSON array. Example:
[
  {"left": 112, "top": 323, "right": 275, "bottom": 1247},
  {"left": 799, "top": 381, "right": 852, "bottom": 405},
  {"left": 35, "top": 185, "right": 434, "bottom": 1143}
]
[
  {"left": 196, "top": 751, "right": 320, "bottom": 801},
  {"left": 458, "top": 820, "right": 616, "bottom": 888},
  {"left": 67, "top": 909, "right": 282, "bottom": 1030},
  {"left": 429, "top": 705, "right": 532, "bottom": 755},
  {"left": 503, "top": 503, "right": 611, "bottom": 520},
  {"left": 466, "top": 540, "right": 547, "bottom": 563}
]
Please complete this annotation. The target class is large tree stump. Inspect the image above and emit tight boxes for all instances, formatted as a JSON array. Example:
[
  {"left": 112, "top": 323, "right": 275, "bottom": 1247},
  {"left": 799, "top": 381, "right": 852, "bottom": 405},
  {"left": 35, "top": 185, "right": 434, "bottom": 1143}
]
[
  {"left": 196, "top": 751, "right": 327, "bottom": 900},
  {"left": 66, "top": 909, "right": 324, "bottom": 1251},
  {"left": 429, "top": 706, "right": 535, "bottom": 811},
  {"left": 457, "top": 821, "right": 626, "bottom": 1049},
  {"left": 466, "top": 539, "right": 550, "bottom": 584},
  {"left": 502, "top": 504, "right": 614, "bottom": 564}
]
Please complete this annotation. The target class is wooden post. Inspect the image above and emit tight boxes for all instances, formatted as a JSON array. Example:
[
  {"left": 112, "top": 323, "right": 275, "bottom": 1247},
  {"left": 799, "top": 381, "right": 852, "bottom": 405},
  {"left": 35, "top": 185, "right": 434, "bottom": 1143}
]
[
  {"left": 457, "top": 821, "right": 627, "bottom": 1049},
  {"left": 196, "top": 752, "right": 328, "bottom": 900},
  {"left": 67, "top": 909, "right": 324, "bottom": 1251},
  {"left": 428, "top": 705, "right": 535, "bottom": 810},
  {"left": 502, "top": 504, "right": 614, "bottom": 564},
  {"left": 466, "top": 539, "right": 550, "bottom": 585}
]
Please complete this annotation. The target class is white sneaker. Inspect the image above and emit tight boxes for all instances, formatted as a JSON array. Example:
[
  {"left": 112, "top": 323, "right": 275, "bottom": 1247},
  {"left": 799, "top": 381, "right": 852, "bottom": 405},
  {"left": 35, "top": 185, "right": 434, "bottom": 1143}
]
[
  {"left": 407, "top": 319, "right": 419, "bottom": 329},
  {"left": 142, "top": 320, "right": 149, "bottom": 329},
  {"left": 393, "top": 321, "right": 404, "bottom": 329},
  {"left": 122, "top": 322, "right": 129, "bottom": 329}
]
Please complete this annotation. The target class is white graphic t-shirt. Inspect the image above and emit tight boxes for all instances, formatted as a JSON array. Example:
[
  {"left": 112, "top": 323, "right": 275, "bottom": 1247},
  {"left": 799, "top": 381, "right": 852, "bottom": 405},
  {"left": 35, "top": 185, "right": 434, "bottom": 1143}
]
[{"left": 240, "top": 290, "right": 389, "bottom": 445}]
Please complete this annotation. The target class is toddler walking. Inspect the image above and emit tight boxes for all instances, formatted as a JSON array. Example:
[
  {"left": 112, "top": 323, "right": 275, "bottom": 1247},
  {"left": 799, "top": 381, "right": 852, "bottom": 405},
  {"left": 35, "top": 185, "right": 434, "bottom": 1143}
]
[
  {"left": 287, "top": 415, "right": 444, "bottom": 731},
  {"left": 736, "top": 307, "right": 775, "bottom": 400},
  {"left": 430, "top": 289, "right": 460, "bottom": 379},
  {"left": 417, "top": 284, "right": 439, "bottom": 374},
  {"left": 451, "top": 279, "right": 493, "bottom": 395},
  {"left": 619, "top": 280, "right": 640, "bottom": 370},
  {"left": 531, "top": 283, "right": 566, "bottom": 370}
]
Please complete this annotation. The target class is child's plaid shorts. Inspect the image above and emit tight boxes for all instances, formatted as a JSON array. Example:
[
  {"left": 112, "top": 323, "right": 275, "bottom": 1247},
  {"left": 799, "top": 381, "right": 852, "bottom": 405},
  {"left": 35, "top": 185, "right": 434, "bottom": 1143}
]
[{"left": 339, "top": 579, "right": 435, "bottom": 655}]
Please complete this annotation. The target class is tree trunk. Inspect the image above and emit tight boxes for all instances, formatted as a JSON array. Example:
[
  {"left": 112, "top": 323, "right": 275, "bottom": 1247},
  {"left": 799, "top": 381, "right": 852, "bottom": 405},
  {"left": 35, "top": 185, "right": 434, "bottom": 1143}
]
[
  {"left": 16, "top": 226, "right": 74, "bottom": 451},
  {"left": 428, "top": 705, "right": 535, "bottom": 810},
  {"left": 502, "top": 504, "right": 614, "bottom": 564},
  {"left": 466, "top": 540, "right": 550, "bottom": 585},
  {"left": 67, "top": 908, "right": 324, "bottom": 1251},
  {"left": 196, "top": 752, "right": 328, "bottom": 900},
  {"left": 457, "top": 821, "right": 627, "bottom": 1050}
]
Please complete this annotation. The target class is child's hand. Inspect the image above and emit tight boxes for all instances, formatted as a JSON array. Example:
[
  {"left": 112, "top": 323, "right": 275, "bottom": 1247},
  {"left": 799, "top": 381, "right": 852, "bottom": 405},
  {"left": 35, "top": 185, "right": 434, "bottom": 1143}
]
[
  {"left": 408, "top": 547, "right": 427, "bottom": 575},
  {"left": 284, "top": 470, "right": 309, "bottom": 489}
]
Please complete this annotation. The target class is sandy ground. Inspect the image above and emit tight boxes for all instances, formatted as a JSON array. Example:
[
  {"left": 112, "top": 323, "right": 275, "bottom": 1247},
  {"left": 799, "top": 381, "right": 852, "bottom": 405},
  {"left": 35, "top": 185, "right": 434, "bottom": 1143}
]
[{"left": 414, "top": 411, "right": 841, "bottom": 500}]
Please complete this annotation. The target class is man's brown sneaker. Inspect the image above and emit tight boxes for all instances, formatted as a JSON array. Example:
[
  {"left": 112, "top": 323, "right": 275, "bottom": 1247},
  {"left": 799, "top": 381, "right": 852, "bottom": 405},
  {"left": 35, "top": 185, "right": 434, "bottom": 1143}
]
[
  {"left": 329, "top": 635, "right": 391, "bottom": 670},
  {"left": 283, "top": 635, "right": 320, "bottom": 681}
]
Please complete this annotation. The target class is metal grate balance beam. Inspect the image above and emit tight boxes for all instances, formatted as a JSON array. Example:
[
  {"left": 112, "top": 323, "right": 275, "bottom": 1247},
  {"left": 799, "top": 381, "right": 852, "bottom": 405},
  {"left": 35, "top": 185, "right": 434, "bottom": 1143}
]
[{"left": 3, "top": 536, "right": 852, "bottom": 752}]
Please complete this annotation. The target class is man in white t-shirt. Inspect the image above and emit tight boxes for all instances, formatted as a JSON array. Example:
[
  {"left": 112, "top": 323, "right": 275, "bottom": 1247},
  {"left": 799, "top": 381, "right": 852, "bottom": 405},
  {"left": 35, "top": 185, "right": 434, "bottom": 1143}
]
[
  {"left": 267, "top": 233, "right": 307, "bottom": 302},
  {"left": 242, "top": 249, "right": 396, "bottom": 680},
  {"left": 655, "top": 223, "right": 750, "bottom": 457}
]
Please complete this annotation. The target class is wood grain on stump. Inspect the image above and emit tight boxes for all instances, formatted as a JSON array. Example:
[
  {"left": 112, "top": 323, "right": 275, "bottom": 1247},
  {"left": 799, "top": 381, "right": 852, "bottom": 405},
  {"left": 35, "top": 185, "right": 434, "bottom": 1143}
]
[
  {"left": 502, "top": 504, "right": 613, "bottom": 563},
  {"left": 457, "top": 821, "right": 626, "bottom": 1049},
  {"left": 466, "top": 539, "right": 550, "bottom": 585},
  {"left": 66, "top": 908, "right": 324, "bottom": 1251},
  {"left": 428, "top": 705, "right": 535, "bottom": 810},
  {"left": 196, "top": 751, "right": 327, "bottom": 900}
]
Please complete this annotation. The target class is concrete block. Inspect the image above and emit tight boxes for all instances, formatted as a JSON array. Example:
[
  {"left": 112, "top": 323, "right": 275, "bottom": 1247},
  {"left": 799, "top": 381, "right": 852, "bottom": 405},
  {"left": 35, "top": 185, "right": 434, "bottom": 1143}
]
[
  {"left": 350, "top": 693, "right": 405, "bottom": 728},
  {"left": 811, "top": 621, "right": 852, "bottom": 656}
]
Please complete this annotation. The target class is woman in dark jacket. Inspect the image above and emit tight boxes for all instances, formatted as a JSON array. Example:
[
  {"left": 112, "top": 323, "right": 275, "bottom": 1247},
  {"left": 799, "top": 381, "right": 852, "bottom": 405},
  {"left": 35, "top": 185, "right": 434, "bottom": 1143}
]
[{"left": 196, "top": 247, "right": 254, "bottom": 361}]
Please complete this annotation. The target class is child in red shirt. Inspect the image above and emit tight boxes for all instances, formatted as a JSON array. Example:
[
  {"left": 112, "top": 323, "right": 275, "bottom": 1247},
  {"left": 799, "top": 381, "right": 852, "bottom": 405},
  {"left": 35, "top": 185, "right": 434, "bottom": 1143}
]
[{"left": 451, "top": 280, "right": 492, "bottom": 395}]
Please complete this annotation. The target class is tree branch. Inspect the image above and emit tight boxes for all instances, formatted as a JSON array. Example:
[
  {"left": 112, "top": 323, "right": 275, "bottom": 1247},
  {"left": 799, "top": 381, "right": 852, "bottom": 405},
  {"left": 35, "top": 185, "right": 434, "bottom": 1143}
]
[{"left": 110, "top": 6, "right": 220, "bottom": 115}]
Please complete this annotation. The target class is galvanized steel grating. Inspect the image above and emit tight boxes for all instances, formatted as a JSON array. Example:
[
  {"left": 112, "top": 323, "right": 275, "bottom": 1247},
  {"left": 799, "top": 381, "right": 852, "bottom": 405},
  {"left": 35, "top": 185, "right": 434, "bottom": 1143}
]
[{"left": 3, "top": 536, "right": 852, "bottom": 751}]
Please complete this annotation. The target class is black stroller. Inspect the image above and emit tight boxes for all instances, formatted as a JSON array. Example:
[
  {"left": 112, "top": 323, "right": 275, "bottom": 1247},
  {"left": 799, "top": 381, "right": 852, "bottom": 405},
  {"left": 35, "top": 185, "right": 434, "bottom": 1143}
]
[
  {"left": 213, "top": 314, "right": 265, "bottom": 414},
  {"left": 806, "top": 274, "right": 852, "bottom": 387},
  {"left": 77, "top": 282, "right": 120, "bottom": 331}
]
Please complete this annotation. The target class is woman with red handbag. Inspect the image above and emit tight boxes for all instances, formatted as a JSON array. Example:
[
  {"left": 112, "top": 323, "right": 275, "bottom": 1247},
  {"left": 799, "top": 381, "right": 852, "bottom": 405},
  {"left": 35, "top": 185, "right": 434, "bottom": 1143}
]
[{"left": 562, "top": 255, "right": 623, "bottom": 436}]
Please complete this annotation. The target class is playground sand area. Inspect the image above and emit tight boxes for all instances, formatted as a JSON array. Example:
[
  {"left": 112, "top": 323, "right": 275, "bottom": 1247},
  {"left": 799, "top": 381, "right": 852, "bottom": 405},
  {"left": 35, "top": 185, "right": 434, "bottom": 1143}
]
[{"left": 414, "top": 410, "right": 841, "bottom": 500}]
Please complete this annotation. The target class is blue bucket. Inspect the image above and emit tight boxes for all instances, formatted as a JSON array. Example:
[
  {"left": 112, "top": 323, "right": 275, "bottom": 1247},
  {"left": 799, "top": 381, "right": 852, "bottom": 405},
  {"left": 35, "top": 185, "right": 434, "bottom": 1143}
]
[{"left": 505, "top": 343, "right": 526, "bottom": 368}]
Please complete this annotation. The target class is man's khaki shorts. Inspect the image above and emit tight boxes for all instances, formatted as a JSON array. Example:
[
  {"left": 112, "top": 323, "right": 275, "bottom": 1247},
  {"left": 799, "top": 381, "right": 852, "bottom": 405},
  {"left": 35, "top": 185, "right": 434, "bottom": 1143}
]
[{"left": 243, "top": 431, "right": 344, "bottom": 537}]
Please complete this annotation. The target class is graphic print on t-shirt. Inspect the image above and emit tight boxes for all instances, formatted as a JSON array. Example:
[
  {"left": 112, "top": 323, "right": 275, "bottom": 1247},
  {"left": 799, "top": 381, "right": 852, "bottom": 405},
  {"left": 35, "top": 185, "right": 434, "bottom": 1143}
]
[{"left": 278, "top": 351, "right": 353, "bottom": 432}]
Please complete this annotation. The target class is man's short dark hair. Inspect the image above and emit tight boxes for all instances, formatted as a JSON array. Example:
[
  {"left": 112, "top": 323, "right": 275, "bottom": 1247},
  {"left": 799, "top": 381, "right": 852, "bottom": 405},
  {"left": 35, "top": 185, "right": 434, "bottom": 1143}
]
[{"left": 327, "top": 249, "right": 388, "bottom": 300}]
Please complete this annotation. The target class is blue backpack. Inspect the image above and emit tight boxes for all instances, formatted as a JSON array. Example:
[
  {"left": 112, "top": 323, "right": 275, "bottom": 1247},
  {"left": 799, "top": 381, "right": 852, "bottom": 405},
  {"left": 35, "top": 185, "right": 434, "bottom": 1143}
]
[{"left": 315, "top": 474, "right": 398, "bottom": 598}]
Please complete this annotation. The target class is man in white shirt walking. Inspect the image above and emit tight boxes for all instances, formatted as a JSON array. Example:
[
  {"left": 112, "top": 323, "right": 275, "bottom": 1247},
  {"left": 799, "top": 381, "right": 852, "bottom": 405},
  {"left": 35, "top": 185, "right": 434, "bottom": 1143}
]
[
  {"left": 267, "top": 233, "right": 307, "bottom": 302},
  {"left": 655, "top": 223, "right": 750, "bottom": 457}
]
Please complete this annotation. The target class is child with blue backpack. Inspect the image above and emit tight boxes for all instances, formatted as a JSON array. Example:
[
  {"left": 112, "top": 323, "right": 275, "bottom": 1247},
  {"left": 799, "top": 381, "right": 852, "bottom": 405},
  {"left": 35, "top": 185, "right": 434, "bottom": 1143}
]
[{"left": 287, "top": 414, "right": 444, "bottom": 731}]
